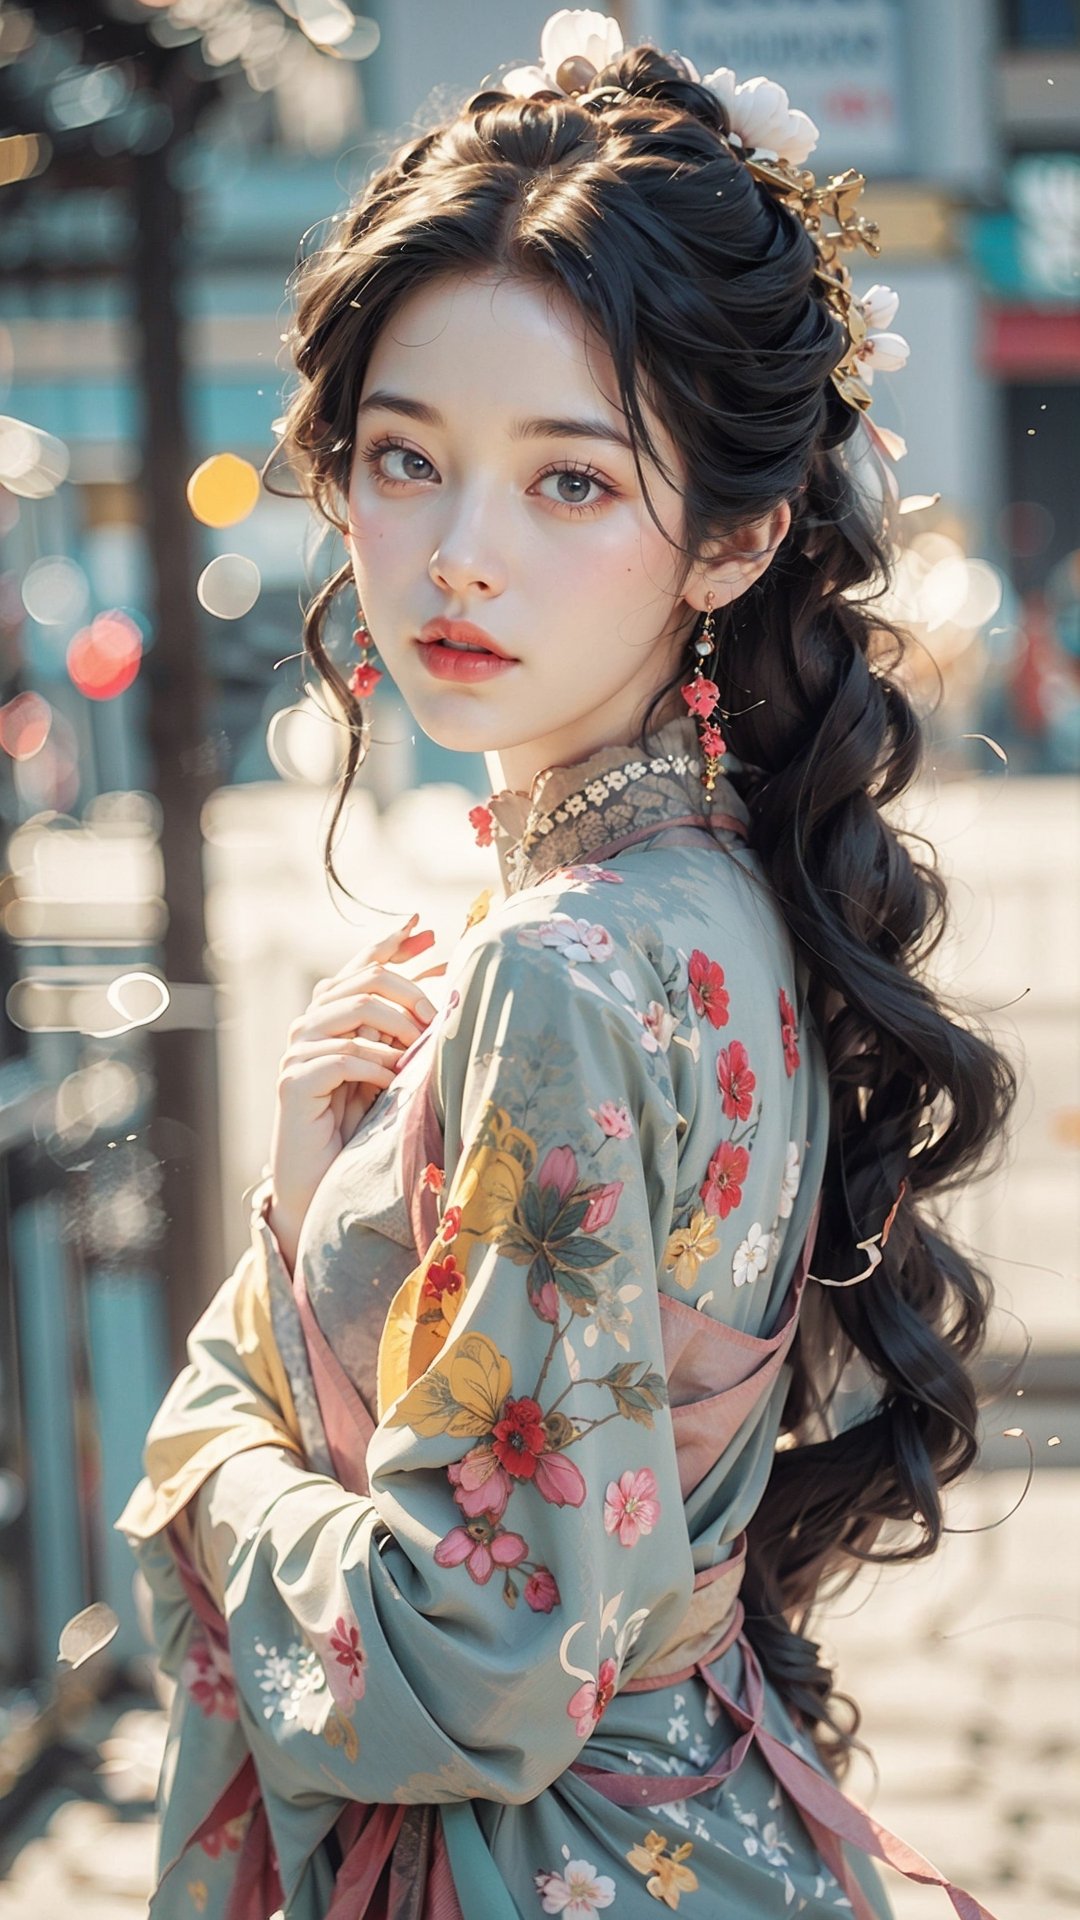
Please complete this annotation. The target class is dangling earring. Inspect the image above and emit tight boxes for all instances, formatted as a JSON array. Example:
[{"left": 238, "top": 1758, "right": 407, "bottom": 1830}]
[
  {"left": 349, "top": 604, "right": 382, "bottom": 702},
  {"left": 681, "top": 591, "right": 727, "bottom": 796}
]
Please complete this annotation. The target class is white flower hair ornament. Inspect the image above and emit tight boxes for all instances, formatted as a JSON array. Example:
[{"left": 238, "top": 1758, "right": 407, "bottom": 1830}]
[{"left": 501, "top": 10, "right": 911, "bottom": 476}]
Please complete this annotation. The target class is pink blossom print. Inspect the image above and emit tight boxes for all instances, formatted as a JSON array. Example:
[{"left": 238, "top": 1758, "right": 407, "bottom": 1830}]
[
  {"left": 603, "top": 1467, "right": 661, "bottom": 1547},
  {"left": 537, "top": 916, "right": 615, "bottom": 964},
  {"left": 635, "top": 999, "right": 676, "bottom": 1052},
  {"left": 687, "top": 949, "right": 730, "bottom": 1027},
  {"left": 700, "top": 1140, "right": 750, "bottom": 1219},
  {"left": 449, "top": 1445, "right": 514, "bottom": 1519},
  {"left": 524, "top": 1567, "right": 561, "bottom": 1613},
  {"left": 534, "top": 1855, "right": 617, "bottom": 1915},
  {"left": 566, "top": 1657, "right": 618, "bottom": 1737},
  {"left": 180, "top": 1633, "right": 238, "bottom": 1720},
  {"left": 581, "top": 1181, "right": 623, "bottom": 1233},
  {"left": 717, "top": 1039, "right": 756, "bottom": 1122},
  {"left": 779, "top": 986, "right": 801, "bottom": 1075},
  {"left": 434, "top": 1522, "right": 528, "bottom": 1585},
  {"left": 589, "top": 1100, "right": 632, "bottom": 1139}
]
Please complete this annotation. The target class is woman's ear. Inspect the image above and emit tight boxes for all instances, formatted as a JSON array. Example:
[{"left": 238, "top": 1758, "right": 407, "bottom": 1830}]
[{"left": 687, "top": 500, "right": 792, "bottom": 613}]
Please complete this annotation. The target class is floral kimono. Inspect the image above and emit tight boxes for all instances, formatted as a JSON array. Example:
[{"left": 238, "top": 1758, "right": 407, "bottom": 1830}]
[{"left": 117, "top": 713, "right": 999, "bottom": 1920}]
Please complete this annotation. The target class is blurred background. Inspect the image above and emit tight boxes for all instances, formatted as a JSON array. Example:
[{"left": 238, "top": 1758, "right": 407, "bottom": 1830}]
[{"left": 0, "top": 1, "right": 1076, "bottom": 1915}]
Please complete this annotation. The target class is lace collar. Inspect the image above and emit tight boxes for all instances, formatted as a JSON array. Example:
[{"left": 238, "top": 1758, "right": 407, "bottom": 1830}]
[{"left": 480, "top": 712, "right": 751, "bottom": 895}]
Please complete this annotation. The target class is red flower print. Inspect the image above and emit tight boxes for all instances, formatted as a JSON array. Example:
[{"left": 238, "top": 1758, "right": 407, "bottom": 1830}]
[
  {"left": 682, "top": 674, "right": 719, "bottom": 718},
  {"left": 441, "top": 1204, "right": 462, "bottom": 1242},
  {"left": 688, "top": 949, "right": 730, "bottom": 1028},
  {"left": 421, "top": 1162, "right": 445, "bottom": 1192},
  {"left": 448, "top": 1445, "right": 514, "bottom": 1520},
  {"left": 524, "top": 1567, "right": 560, "bottom": 1612},
  {"left": 468, "top": 803, "right": 494, "bottom": 848},
  {"left": 434, "top": 1521, "right": 528, "bottom": 1585},
  {"left": 201, "top": 1815, "right": 246, "bottom": 1859},
  {"left": 180, "top": 1633, "right": 238, "bottom": 1720},
  {"left": 422, "top": 1253, "right": 463, "bottom": 1303},
  {"left": 328, "top": 1614, "right": 366, "bottom": 1701},
  {"left": 717, "top": 1039, "right": 756, "bottom": 1122},
  {"left": 700, "top": 1140, "right": 750, "bottom": 1220},
  {"left": 566, "top": 1657, "right": 619, "bottom": 1737},
  {"left": 779, "top": 987, "right": 801, "bottom": 1075},
  {"left": 348, "top": 660, "right": 382, "bottom": 700},
  {"left": 491, "top": 1396, "right": 548, "bottom": 1479}
]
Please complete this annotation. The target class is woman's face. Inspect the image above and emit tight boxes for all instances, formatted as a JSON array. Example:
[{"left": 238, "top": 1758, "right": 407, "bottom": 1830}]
[{"left": 344, "top": 269, "right": 709, "bottom": 790}]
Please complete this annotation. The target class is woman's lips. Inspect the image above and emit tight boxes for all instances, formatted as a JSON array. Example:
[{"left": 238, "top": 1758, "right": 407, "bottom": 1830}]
[{"left": 416, "top": 638, "right": 518, "bottom": 683}]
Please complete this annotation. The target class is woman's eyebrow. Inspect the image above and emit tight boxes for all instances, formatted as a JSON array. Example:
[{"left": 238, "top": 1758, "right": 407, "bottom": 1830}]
[{"left": 356, "top": 389, "right": 634, "bottom": 451}]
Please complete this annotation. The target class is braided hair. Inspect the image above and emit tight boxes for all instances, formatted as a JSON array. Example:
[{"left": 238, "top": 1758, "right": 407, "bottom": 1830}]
[{"left": 267, "top": 41, "right": 1018, "bottom": 1782}]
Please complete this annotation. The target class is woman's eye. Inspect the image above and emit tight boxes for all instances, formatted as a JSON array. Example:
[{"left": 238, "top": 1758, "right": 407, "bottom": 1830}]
[
  {"left": 534, "top": 465, "right": 615, "bottom": 516},
  {"left": 358, "top": 438, "right": 616, "bottom": 517},
  {"left": 360, "top": 440, "right": 434, "bottom": 485}
]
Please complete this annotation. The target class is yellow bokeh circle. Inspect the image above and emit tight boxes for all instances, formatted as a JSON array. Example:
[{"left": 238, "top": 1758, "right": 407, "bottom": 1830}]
[{"left": 186, "top": 452, "right": 260, "bottom": 528}]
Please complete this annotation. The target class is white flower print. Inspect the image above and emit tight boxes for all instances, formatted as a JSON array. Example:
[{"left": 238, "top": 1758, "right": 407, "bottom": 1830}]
[
  {"left": 582, "top": 1271, "right": 642, "bottom": 1349},
  {"left": 732, "top": 1221, "right": 771, "bottom": 1288},
  {"left": 251, "top": 1637, "right": 327, "bottom": 1725},
  {"left": 778, "top": 1140, "right": 801, "bottom": 1218},
  {"left": 534, "top": 1848, "right": 616, "bottom": 1915},
  {"left": 585, "top": 779, "right": 608, "bottom": 805},
  {"left": 565, "top": 792, "right": 588, "bottom": 817},
  {"left": 607, "top": 768, "right": 627, "bottom": 790},
  {"left": 537, "top": 914, "right": 614, "bottom": 964},
  {"left": 667, "top": 1711, "right": 690, "bottom": 1743}
]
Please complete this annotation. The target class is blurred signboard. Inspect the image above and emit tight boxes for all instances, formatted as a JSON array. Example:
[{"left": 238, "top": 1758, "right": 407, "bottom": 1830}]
[
  {"left": 663, "top": 0, "right": 909, "bottom": 171},
  {"left": 969, "top": 155, "right": 1080, "bottom": 308}
]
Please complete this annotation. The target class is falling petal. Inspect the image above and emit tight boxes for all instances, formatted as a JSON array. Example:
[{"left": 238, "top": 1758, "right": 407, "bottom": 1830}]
[
  {"left": 960, "top": 733, "right": 1009, "bottom": 765},
  {"left": 59, "top": 1601, "right": 120, "bottom": 1667}
]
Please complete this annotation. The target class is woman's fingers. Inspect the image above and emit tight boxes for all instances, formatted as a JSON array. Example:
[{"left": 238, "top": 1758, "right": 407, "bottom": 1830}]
[
  {"left": 286, "top": 1034, "right": 402, "bottom": 1072},
  {"left": 300, "top": 991, "right": 425, "bottom": 1048},
  {"left": 310, "top": 922, "right": 435, "bottom": 1004}
]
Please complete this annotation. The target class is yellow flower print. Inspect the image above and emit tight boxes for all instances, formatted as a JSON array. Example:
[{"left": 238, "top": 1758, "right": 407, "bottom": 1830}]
[
  {"left": 626, "top": 1829, "right": 700, "bottom": 1908},
  {"left": 185, "top": 1883, "right": 208, "bottom": 1914},
  {"left": 662, "top": 1210, "right": 720, "bottom": 1290},
  {"left": 323, "top": 1702, "right": 359, "bottom": 1762},
  {"left": 377, "top": 1110, "right": 534, "bottom": 1413},
  {"left": 385, "top": 1331, "right": 512, "bottom": 1438}
]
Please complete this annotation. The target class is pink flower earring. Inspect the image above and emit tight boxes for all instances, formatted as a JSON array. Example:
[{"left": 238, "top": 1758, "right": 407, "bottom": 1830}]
[
  {"left": 681, "top": 592, "right": 727, "bottom": 795},
  {"left": 348, "top": 604, "right": 383, "bottom": 702}
]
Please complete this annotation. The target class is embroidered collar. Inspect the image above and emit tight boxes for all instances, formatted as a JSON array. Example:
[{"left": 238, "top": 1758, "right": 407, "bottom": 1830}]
[{"left": 478, "top": 712, "right": 751, "bottom": 895}]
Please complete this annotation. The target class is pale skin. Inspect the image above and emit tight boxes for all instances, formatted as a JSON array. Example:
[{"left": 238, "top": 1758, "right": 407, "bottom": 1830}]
[{"left": 268, "top": 268, "right": 790, "bottom": 1269}]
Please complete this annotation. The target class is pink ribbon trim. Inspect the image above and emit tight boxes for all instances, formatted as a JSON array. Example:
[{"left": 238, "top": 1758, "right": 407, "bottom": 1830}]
[{"left": 573, "top": 1627, "right": 1001, "bottom": 1920}]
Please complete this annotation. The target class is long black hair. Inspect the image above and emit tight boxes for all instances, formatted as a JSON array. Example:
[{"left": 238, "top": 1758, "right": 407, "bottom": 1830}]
[{"left": 266, "top": 43, "right": 1018, "bottom": 1782}]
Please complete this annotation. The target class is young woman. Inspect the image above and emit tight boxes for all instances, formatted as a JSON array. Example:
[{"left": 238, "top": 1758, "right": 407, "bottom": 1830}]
[{"left": 118, "top": 15, "right": 1016, "bottom": 1918}]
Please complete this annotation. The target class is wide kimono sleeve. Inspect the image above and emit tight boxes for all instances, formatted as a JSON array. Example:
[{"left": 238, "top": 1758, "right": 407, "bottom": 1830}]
[{"left": 182, "top": 920, "right": 698, "bottom": 1818}]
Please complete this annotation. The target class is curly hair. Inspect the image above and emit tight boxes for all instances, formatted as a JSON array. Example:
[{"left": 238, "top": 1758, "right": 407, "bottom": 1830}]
[{"left": 265, "top": 42, "right": 1018, "bottom": 1783}]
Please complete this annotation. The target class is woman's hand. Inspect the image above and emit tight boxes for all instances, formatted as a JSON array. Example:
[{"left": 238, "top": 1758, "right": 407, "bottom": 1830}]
[{"left": 266, "top": 914, "right": 441, "bottom": 1271}]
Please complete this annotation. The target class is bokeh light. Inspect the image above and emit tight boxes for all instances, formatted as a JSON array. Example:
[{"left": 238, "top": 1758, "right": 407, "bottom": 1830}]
[
  {"left": 67, "top": 611, "right": 143, "bottom": 700},
  {"left": 20, "top": 556, "right": 90, "bottom": 626},
  {"left": 197, "top": 553, "right": 261, "bottom": 619},
  {"left": 0, "top": 416, "right": 70, "bottom": 499},
  {"left": 0, "top": 692, "right": 52, "bottom": 761},
  {"left": 186, "top": 452, "right": 261, "bottom": 527}
]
